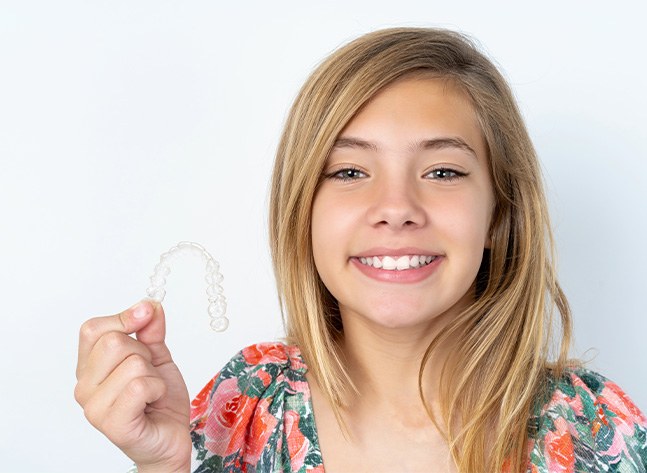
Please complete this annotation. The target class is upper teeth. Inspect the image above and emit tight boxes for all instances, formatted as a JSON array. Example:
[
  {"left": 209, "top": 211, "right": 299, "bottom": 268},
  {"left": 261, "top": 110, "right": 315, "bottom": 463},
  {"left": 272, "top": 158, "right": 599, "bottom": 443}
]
[{"left": 358, "top": 255, "right": 436, "bottom": 270}]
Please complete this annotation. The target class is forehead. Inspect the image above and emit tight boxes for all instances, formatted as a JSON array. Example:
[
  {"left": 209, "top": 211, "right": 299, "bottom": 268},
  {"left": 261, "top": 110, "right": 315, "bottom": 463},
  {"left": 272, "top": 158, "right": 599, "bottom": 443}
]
[{"left": 335, "top": 76, "right": 486, "bottom": 159}]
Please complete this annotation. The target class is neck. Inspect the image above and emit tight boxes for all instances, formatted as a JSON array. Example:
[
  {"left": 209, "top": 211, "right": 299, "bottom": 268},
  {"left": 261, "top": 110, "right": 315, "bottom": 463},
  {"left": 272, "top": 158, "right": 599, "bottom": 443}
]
[{"left": 339, "top": 308, "right": 459, "bottom": 411}]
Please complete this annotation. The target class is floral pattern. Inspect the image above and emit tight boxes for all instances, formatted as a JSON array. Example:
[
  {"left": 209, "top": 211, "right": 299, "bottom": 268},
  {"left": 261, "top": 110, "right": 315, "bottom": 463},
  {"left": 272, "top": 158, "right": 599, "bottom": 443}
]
[
  {"left": 190, "top": 343, "right": 323, "bottom": 472},
  {"left": 527, "top": 368, "right": 647, "bottom": 472},
  {"left": 189, "top": 343, "right": 647, "bottom": 472}
]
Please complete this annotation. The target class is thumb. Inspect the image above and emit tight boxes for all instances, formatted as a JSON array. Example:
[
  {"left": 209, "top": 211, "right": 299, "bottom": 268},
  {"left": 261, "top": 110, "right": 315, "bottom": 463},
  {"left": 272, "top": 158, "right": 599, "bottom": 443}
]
[{"left": 133, "top": 300, "right": 173, "bottom": 366}]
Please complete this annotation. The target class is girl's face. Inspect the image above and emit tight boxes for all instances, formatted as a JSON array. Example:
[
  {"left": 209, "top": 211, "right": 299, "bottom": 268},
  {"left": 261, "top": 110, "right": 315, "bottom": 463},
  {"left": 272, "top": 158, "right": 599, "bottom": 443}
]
[{"left": 311, "top": 77, "right": 494, "bottom": 332}]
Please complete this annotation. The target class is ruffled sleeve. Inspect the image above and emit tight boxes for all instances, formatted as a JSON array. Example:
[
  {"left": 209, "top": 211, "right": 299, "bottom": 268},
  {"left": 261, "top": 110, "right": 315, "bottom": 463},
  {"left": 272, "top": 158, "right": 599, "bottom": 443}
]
[
  {"left": 528, "top": 368, "right": 647, "bottom": 472},
  {"left": 188, "top": 342, "right": 324, "bottom": 473}
]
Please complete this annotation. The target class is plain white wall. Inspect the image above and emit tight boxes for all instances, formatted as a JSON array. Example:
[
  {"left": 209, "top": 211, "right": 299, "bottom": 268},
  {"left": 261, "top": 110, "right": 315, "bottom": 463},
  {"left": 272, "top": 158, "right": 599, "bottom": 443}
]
[{"left": 1, "top": 1, "right": 645, "bottom": 471}]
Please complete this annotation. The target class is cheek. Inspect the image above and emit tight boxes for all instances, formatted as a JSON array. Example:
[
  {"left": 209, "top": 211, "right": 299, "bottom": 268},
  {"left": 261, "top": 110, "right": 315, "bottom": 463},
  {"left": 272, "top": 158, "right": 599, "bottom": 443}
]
[
  {"left": 311, "top": 194, "right": 331, "bottom": 254},
  {"left": 311, "top": 192, "right": 360, "bottom": 257},
  {"left": 311, "top": 194, "right": 341, "bottom": 296},
  {"left": 435, "top": 192, "right": 492, "bottom": 247},
  {"left": 311, "top": 193, "right": 340, "bottom": 276}
]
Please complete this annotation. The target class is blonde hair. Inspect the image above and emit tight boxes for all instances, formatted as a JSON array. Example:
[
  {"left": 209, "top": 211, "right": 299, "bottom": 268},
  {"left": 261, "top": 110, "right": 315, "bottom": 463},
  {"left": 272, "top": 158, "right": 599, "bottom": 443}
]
[{"left": 269, "top": 27, "right": 572, "bottom": 472}]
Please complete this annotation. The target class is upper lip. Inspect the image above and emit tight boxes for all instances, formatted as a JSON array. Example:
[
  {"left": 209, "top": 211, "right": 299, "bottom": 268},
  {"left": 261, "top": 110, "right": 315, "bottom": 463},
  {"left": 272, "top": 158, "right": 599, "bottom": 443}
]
[{"left": 353, "top": 247, "right": 442, "bottom": 258}]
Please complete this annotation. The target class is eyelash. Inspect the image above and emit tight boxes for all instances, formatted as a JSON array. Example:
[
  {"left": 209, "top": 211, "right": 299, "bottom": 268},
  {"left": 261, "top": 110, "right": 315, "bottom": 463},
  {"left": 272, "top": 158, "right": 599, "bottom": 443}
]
[
  {"left": 324, "top": 167, "right": 468, "bottom": 182},
  {"left": 325, "top": 167, "right": 366, "bottom": 181},
  {"left": 425, "top": 167, "right": 468, "bottom": 181}
]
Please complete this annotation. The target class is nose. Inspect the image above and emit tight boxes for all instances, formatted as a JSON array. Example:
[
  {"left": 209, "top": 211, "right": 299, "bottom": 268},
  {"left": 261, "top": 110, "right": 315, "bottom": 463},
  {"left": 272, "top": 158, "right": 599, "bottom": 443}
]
[{"left": 366, "top": 178, "right": 427, "bottom": 230}]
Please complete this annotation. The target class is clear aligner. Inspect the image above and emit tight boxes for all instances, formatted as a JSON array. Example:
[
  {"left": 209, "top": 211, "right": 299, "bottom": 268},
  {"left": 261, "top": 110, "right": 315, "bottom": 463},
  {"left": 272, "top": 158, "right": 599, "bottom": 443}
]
[{"left": 146, "top": 241, "right": 228, "bottom": 332}]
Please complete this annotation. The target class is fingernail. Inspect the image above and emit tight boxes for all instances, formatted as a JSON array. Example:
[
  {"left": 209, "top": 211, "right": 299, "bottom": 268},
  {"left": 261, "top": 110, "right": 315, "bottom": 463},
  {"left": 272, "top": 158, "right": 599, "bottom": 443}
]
[{"left": 132, "top": 302, "right": 150, "bottom": 319}]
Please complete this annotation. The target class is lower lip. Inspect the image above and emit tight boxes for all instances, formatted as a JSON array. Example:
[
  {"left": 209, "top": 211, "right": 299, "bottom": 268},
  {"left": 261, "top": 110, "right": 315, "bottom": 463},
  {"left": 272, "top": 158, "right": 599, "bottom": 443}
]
[{"left": 350, "top": 256, "right": 443, "bottom": 284}]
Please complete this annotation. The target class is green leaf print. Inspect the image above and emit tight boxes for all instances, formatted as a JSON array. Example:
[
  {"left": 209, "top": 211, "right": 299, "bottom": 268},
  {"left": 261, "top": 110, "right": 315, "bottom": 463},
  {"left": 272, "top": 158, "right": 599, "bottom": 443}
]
[
  {"left": 578, "top": 371, "right": 603, "bottom": 395},
  {"left": 193, "top": 454, "right": 223, "bottom": 473}
]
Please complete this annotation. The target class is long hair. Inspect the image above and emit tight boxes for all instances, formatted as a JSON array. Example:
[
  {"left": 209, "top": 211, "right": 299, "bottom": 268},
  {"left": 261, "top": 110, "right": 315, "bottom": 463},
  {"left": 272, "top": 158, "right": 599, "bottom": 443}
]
[{"left": 269, "top": 27, "right": 572, "bottom": 472}]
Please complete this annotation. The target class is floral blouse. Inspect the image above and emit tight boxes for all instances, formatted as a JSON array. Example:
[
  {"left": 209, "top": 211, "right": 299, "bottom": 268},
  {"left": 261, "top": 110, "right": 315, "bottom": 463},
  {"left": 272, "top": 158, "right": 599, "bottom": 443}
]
[{"left": 188, "top": 342, "right": 647, "bottom": 472}]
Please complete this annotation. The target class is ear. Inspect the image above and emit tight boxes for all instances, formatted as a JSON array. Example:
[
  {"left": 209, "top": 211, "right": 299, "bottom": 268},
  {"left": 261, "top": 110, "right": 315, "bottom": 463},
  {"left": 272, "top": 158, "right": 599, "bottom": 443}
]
[
  {"left": 485, "top": 233, "right": 492, "bottom": 249},
  {"left": 485, "top": 200, "right": 497, "bottom": 249}
]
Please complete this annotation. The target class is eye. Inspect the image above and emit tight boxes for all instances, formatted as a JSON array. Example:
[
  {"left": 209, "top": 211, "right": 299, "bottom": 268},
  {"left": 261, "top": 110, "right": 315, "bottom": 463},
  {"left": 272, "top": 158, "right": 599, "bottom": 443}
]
[
  {"left": 425, "top": 167, "right": 468, "bottom": 181},
  {"left": 325, "top": 167, "right": 367, "bottom": 181}
]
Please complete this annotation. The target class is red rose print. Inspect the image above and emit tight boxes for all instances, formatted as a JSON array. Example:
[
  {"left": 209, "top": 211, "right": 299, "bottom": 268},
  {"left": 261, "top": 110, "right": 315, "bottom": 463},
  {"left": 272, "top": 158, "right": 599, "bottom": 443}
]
[
  {"left": 546, "top": 430, "right": 574, "bottom": 472},
  {"left": 204, "top": 377, "right": 257, "bottom": 457},
  {"left": 244, "top": 397, "right": 279, "bottom": 464},
  {"left": 190, "top": 377, "right": 216, "bottom": 425},
  {"left": 243, "top": 343, "right": 288, "bottom": 366},
  {"left": 285, "top": 410, "right": 309, "bottom": 471},
  {"left": 602, "top": 382, "right": 646, "bottom": 422}
]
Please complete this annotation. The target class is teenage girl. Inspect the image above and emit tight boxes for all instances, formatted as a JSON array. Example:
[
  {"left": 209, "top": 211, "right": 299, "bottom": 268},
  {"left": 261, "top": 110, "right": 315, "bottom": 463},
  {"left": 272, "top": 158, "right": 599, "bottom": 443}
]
[{"left": 75, "top": 28, "right": 647, "bottom": 473}]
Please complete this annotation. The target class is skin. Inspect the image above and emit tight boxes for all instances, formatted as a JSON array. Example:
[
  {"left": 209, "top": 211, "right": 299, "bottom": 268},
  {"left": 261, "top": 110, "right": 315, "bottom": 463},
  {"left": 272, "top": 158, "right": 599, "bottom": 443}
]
[
  {"left": 75, "top": 301, "right": 191, "bottom": 473},
  {"left": 74, "top": 77, "right": 494, "bottom": 473},
  {"left": 309, "top": 77, "right": 495, "bottom": 472}
]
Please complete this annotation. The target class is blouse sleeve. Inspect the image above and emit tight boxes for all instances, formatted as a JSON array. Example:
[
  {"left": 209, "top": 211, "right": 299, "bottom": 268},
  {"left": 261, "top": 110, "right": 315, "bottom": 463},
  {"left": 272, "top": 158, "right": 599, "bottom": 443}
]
[
  {"left": 188, "top": 342, "right": 322, "bottom": 473},
  {"left": 529, "top": 368, "right": 647, "bottom": 472},
  {"left": 586, "top": 370, "right": 647, "bottom": 469}
]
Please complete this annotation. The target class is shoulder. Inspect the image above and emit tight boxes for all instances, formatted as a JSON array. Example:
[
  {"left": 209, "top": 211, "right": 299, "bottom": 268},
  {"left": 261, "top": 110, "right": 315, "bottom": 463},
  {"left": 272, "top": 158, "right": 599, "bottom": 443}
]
[
  {"left": 190, "top": 341, "right": 309, "bottom": 434},
  {"left": 188, "top": 342, "right": 322, "bottom": 472},
  {"left": 528, "top": 367, "right": 647, "bottom": 472},
  {"left": 197, "top": 342, "right": 307, "bottom": 391}
]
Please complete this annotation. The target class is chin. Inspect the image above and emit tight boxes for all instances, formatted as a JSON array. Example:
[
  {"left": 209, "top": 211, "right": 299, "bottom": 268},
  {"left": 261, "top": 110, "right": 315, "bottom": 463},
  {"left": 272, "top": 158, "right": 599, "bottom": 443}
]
[{"left": 362, "top": 308, "right": 447, "bottom": 331}]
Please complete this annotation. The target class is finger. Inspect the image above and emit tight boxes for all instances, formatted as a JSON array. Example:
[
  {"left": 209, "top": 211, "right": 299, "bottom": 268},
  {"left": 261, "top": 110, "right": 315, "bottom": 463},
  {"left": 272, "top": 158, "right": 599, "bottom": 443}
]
[
  {"left": 80, "top": 333, "right": 154, "bottom": 394},
  {"left": 77, "top": 300, "right": 154, "bottom": 378},
  {"left": 105, "top": 376, "right": 168, "bottom": 448},
  {"left": 77, "top": 352, "right": 158, "bottom": 414}
]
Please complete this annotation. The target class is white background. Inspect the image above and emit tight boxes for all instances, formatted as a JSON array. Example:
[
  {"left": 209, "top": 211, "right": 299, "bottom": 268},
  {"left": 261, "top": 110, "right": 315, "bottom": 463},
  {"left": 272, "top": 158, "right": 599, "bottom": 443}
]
[{"left": 1, "top": 1, "right": 645, "bottom": 471}]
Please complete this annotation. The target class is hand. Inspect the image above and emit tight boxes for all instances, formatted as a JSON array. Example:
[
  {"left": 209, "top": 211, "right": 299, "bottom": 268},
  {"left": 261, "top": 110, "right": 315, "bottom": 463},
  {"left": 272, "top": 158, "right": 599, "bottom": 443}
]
[{"left": 75, "top": 301, "right": 191, "bottom": 473}]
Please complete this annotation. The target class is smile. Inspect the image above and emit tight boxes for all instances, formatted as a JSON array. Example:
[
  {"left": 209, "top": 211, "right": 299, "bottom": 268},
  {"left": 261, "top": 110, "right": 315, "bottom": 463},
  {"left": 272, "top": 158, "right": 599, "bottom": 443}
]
[{"left": 358, "top": 255, "right": 437, "bottom": 271}]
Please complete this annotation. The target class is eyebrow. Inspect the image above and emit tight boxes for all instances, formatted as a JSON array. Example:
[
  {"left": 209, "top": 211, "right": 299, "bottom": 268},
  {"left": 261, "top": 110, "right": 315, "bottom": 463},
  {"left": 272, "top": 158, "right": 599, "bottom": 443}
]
[
  {"left": 333, "top": 136, "right": 478, "bottom": 159},
  {"left": 333, "top": 136, "right": 379, "bottom": 152}
]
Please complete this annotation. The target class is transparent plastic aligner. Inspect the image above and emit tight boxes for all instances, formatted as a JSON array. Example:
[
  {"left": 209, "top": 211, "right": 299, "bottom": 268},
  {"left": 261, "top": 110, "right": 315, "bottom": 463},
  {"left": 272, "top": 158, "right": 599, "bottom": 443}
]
[{"left": 145, "top": 241, "right": 228, "bottom": 332}]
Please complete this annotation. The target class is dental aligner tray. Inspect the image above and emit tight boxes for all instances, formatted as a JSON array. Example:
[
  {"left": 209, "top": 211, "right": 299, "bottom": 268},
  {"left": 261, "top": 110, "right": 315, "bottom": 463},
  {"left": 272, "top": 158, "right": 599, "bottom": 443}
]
[{"left": 145, "top": 241, "right": 228, "bottom": 331}]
